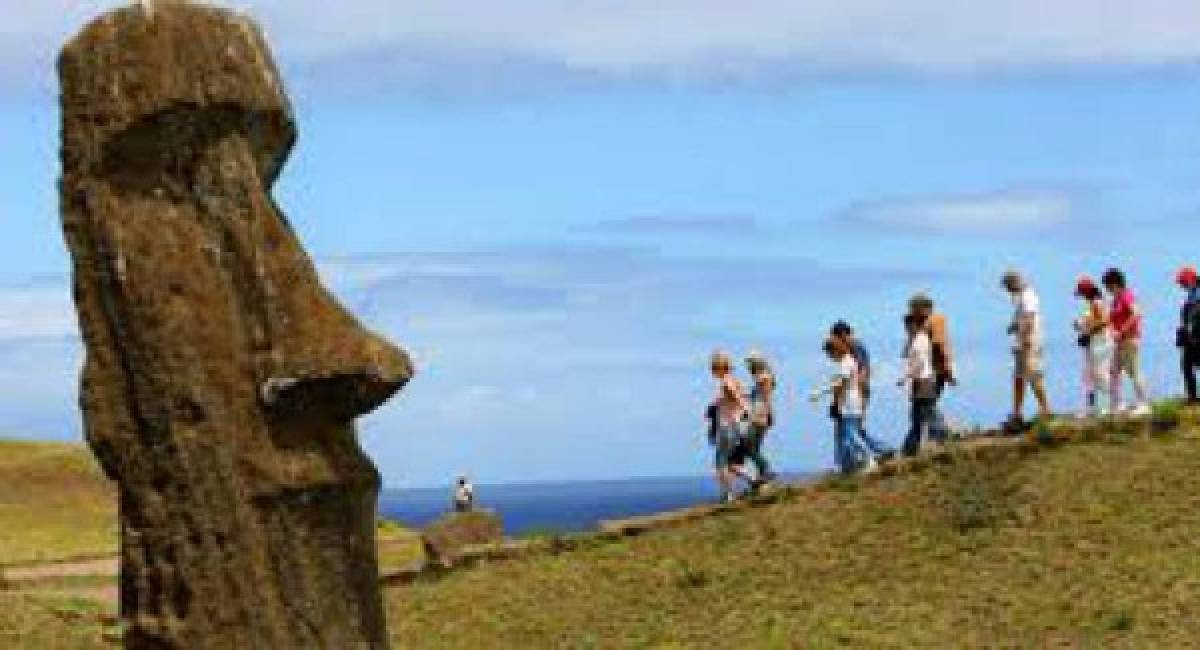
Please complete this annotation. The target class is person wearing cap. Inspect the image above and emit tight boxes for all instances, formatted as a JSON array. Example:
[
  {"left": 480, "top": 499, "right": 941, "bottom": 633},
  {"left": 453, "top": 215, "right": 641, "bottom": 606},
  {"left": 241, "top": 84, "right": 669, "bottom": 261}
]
[
  {"left": 1073, "top": 276, "right": 1112, "bottom": 416},
  {"left": 1002, "top": 270, "right": 1050, "bottom": 429},
  {"left": 741, "top": 350, "right": 779, "bottom": 486},
  {"left": 908, "top": 293, "right": 954, "bottom": 440},
  {"left": 1176, "top": 266, "right": 1200, "bottom": 402},
  {"left": 453, "top": 475, "right": 475, "bottom": 513},
  {"left": 831, "top": 321, "right": 895, "bottom": 460},
  {"left": 1102, "top": 268, "right": 1150, "bottom": 415}
]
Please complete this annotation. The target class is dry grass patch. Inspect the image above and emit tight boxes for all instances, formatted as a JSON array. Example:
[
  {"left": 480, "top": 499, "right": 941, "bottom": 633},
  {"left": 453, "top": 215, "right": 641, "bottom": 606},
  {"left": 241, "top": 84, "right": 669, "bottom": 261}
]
[{"left": 0, "top": 440, "right": 116, "bottom": 565}]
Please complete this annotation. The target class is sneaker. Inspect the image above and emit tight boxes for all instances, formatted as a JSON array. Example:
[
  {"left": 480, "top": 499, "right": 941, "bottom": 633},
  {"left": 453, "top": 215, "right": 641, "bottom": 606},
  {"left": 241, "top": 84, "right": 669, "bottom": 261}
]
[
  {"left": 1130, "top": 403, "right": 1152, "bottom": 417},
  {"left": 859, "top": 455, "right": 879, "bottom": 475}
]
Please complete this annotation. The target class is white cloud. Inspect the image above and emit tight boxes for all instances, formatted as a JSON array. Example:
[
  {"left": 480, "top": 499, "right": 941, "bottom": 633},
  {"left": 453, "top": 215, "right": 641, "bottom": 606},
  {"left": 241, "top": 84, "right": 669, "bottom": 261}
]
[
  {"left": 4, "top": 0, "right": 1200, "bottom": 93},
  {"left": 842, "top": 188, "right": 1075, "bottom": 234}
]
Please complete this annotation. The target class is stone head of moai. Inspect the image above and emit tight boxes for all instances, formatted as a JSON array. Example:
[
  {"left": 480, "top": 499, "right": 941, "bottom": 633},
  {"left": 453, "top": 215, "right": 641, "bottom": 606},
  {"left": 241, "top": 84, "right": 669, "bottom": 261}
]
[{"left": 58, "top": 3, "right": 412, "bottom": 647}]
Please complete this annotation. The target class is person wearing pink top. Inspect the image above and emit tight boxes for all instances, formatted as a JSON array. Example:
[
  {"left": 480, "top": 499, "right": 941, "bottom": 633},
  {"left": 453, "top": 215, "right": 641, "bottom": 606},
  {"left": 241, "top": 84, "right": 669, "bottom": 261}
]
[
  {"left": 706, "top": 351, "right": 751, "bottom": 503},
  {"left": 1102, "top": 268, "right": 1150, "bottom": 415}
]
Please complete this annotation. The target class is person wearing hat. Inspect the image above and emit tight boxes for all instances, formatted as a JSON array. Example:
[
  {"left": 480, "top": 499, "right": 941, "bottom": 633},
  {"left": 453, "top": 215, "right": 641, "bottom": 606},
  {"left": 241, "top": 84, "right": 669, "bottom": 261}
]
[
  {"left": 741, "top": 350, "right": 779, "bottom": 486},
  {"left": 908, "top": 293, "right": 954, "bottom": 440},
  {"left": 1002, "top": 269, "right": 1050, "bottom": 429},
  {"left": 1176, "top": 266, "right": 1200, "bottom": 402},
  {"left": 1073, "top": 276, "right": 1112, "bottom": 416}
]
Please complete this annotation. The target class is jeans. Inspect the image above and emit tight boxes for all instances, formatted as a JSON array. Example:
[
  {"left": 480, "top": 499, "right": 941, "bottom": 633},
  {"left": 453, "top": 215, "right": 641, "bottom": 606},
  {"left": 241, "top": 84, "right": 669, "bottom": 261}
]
[
  {"left": 928, "top": 376, "right": 950, "bottom": 442},
  {"left": 835, "top": 415, "right": 870, "bottom": 473},
  {"left": 1183, "top": 346, "right": 1200, "bottom": 401},
  {"left": 903, "top": 398, "right": 937, "bottom": 457},
  {"left": 858, "top": 429, "right": 893, "bottom": 457},
  {"left": 743, "top": 424, "right": 774, "bottom": 479}
]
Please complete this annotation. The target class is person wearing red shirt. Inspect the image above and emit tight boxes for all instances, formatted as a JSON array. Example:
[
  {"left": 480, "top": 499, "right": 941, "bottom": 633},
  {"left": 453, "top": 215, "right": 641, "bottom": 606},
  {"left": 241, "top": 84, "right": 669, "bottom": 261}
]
[{"left": 1102, "top": 268, "right": 1150, "bottom": 415}]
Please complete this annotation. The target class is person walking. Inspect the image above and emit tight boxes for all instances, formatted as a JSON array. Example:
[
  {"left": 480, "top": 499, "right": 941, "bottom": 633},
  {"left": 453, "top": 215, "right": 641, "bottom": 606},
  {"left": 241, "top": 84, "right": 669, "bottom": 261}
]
[
  {"left": 1176, "top": 266, "right": 1200, "bottom": 404},
  {"left": 908, "top": 294, "right": 954, "bottom": 441},
  {"left": 1002, "top": 270, "right": 1051, "bottom": 429},
  {"left": 811, "top": 338, "right": 875, "bottom": 474},
  {"left": 1073, "top": 276, "right": 1112, "bottom": 416},
  {"left": 742, "top": 351, "right": 779, "bottom": 486},
  {"left": 707, "top": 351, "right": 751, "bottom": 503},
  {"left": 1103, "top": 268, "right": 1151, "bottom": 415},
  {"left": 831, "top": 321, "right": 895, "bottom": 460},
  {"left": 899, "top": 312, "right": 939, "bottom": 456}
]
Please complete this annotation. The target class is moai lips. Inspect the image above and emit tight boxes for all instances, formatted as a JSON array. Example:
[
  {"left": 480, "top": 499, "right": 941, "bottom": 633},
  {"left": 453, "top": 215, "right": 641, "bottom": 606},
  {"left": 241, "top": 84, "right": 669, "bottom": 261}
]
[{"left": 58, "top": 3, "right": 412, "bottom": 648}]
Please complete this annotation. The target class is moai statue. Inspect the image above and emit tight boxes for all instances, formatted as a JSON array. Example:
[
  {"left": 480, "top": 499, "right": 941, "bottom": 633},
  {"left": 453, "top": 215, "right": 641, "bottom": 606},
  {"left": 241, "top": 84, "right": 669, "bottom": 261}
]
[{"left": 58, "top": 3, "right": 413, "bottom": 647}]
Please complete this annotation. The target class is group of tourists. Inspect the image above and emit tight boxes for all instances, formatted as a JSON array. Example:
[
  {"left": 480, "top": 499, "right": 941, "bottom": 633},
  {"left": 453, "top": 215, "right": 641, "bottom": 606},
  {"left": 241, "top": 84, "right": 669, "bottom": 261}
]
[{"left": 704, "top": 265, "right": 1200, "bottom": 495}]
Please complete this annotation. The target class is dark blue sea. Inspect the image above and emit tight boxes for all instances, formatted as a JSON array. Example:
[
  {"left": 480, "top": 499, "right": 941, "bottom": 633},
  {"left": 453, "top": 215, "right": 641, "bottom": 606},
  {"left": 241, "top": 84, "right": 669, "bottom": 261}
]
[{"left": 379, "top": 473, "right": 812, "bottom": 536}]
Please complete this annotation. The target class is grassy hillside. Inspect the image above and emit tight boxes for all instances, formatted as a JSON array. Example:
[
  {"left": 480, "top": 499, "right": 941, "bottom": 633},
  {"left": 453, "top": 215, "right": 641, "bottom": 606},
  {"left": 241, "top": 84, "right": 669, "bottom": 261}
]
[
  {"left": 385, "top": 427, "right": 1200, "bottom": 647},
  {"left": 6, "top": 426, "right": 1200, "bottom": 647},
  {"left": 0, "top": 438, "right": 422, "bottom": 568},
  {"left": 0, "top": 440, "right": 117, "bottom": 565}
]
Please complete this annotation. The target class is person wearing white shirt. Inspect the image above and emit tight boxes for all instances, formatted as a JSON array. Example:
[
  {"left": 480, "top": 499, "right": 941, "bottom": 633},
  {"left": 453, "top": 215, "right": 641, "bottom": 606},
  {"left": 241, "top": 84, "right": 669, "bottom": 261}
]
[
  {"left": 812, "top": 338, "right": 875, "bottom": 474},
  {"left": 899, "top": 313, "right": 939, "bottom": 456},
  {"left": 1003, "top": 270, "right": 1051, "bottom": 428},
  {"left": 453, "top": 476, "right": 474, "bottom": 513}
]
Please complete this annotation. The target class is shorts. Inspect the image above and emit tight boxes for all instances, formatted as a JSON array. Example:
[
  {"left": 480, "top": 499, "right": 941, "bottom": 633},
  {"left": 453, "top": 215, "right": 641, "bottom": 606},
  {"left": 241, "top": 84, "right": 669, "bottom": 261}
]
[
  {"left": 1114, "top": 340, "right": 1141, "bottom": 377},
  {"left": 1014, "top": 345, "right": 1044, "bottom": 381},
  {"left": 713, "top": 421, "right": 746, "bottom": 469}
]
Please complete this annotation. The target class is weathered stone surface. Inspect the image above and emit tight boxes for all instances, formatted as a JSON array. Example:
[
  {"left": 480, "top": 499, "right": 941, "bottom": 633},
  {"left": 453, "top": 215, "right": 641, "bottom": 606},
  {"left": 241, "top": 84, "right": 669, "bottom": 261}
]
[
  {"left": 58, "top": 3, "right": 413, "bottom": 647},
  {"left": 421, "top": 511, "right": 505, "bottom": 568}
]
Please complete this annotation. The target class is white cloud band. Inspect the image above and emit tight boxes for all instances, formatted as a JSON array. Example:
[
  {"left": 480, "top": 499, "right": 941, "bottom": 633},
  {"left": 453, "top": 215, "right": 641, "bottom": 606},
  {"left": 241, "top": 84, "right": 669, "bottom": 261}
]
[{"left": 5, "top": 0, "right": 1200, "bottom": 93}]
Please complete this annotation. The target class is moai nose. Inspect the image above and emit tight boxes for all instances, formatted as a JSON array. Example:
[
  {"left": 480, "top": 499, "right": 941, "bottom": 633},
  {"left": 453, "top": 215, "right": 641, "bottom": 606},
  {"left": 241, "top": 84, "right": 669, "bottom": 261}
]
[{"left": 261, "top": 332, "right": 414, "bottom": 423}]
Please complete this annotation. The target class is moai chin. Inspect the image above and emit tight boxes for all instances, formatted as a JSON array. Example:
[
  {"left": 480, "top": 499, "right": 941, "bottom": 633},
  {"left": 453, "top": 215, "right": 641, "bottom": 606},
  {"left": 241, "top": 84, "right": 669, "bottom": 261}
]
[{"left": 58, "top": 3, "right": 413, "bottom": 647}]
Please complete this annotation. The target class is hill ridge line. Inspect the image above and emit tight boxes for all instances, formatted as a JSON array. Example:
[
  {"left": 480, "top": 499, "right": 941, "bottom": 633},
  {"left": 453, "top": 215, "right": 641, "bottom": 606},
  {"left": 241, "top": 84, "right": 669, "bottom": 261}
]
[{"left": 380, "top": 406, "right": 1198, "bottom": 587}]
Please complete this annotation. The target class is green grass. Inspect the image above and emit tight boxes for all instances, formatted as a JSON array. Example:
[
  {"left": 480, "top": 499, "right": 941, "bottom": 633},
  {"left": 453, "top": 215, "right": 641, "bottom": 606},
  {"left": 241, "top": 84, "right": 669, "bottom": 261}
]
[
  {"left": 0, "top": 439, "right": 423, "bottom": 569},
  {"left": 0, "top": 440, "right": 117, "bottom": 565},
  {"left": 0, "top": 593, "right": 119, "bottom": 648},
  {"left": 9, "top": 427, "right": 1200, "bottom": 647},
  {"left": 385, "top": 429, "right": 1200, "bottom": 648}
]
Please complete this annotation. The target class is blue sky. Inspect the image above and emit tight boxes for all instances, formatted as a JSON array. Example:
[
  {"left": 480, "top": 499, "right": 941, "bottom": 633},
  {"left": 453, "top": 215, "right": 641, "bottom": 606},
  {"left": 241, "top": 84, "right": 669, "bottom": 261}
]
[{"left": 1, "top": 1, "right": 1198, "bottom": 487}]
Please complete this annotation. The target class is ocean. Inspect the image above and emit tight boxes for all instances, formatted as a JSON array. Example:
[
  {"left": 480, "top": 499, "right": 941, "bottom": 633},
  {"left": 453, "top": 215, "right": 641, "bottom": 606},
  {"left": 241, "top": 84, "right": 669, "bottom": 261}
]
[{"left": 379, "top": 474, "right": 812, "bottom": 536}]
